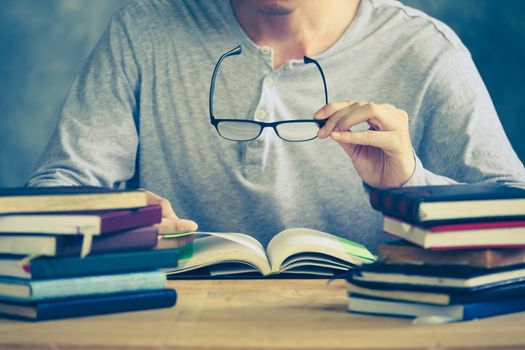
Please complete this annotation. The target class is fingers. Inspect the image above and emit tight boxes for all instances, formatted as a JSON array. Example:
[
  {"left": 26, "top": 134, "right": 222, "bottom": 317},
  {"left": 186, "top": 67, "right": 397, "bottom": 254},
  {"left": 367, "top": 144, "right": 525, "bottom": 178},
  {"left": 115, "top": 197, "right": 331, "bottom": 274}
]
[
  {"left": 331, "top": 130, "right": 397, "bottom": 150},
  {"left": 317, "top": 101, "right": 409, "bottom": 139},
  {"left": 316, "top": 101, "right": 364, "bottom": 138},
  {"left": 141, "top": 189, "right": 198, "bottom": 234},
  {"left": 144, "top": 190, "right": 178, "bottom": 219},
  {"left": 313, "top": 100, "right": 358, "bottom": 120},
  {"left": 157, "top": 217, "right": 199, "bottom": 235}
]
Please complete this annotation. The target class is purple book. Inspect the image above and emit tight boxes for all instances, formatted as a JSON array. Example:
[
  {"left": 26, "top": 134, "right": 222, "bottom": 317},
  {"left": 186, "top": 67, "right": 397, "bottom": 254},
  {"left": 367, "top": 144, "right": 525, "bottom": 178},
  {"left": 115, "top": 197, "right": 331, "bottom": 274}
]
[
  {"left": 0, "top": 226, "right": 159, "bottom": 257},
  {"left": 0, "top": 205, "right": 162, "bottom": 236}
]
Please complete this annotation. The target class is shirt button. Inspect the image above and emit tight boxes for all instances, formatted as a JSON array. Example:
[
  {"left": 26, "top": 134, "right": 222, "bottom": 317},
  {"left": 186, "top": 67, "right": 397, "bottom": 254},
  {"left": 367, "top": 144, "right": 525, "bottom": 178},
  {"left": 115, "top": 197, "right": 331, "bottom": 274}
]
[
  {"left": 265, "top": 77, "right": 274, "bottom": 87},
  {"left": 260, "top": 46, "right": 271, "bottom": 55},
  {"left": 248, "top": 140, "right": 263, "bottom": 149},
  {"left": 255, "top": 108, "right": 267, "bottom": 121}
]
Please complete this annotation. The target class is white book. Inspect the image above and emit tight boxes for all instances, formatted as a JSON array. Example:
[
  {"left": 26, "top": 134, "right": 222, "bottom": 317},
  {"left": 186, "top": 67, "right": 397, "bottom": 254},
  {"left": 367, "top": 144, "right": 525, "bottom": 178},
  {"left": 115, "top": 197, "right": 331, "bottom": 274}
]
[{"left": 164, "top": 228, "right": 375, "bottom": 277}]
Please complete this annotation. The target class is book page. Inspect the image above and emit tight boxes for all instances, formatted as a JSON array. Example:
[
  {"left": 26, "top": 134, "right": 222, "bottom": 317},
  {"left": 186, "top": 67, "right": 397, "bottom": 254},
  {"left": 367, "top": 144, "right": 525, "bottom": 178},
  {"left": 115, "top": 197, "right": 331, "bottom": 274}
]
[
  {"left": 165, "top": 232, "right": 272, "bottom": 276},
  {"left": 267, "top": 228, "right": 375, "bottom": 273}
]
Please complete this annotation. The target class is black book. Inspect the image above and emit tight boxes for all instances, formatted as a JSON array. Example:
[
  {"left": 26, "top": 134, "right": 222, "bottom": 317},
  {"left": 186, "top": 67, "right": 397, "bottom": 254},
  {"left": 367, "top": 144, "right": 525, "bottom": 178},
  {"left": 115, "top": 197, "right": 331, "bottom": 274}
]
[
  {"left": 369, "top": 184, "right": 525, "bottom": 225},
  {"left": 349, "top": 262, "right": 525, "bottom": 291},
  {"left": 347, "top": 279, "right": 525, "bottom": 305}
]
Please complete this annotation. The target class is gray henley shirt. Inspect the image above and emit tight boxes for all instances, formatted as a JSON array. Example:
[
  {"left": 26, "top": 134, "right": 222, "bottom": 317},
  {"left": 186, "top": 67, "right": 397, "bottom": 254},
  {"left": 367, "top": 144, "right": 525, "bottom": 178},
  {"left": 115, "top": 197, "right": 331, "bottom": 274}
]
[{"left": 27, "top": 0, "right": 525, "bottom": 250}]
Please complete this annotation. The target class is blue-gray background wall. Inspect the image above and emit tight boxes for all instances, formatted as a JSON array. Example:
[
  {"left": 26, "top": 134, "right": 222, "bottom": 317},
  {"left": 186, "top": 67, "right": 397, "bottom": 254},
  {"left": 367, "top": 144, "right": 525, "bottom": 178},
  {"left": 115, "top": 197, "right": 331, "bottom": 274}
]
[{"left": 1, "top": 0, "right": 524, "bottom": 187}]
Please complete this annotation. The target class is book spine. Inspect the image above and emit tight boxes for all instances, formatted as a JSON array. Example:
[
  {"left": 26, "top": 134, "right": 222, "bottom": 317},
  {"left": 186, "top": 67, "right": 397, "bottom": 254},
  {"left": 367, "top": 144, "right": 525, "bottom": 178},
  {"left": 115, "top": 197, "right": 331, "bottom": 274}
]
[
  {"left": 100, "top": 205, "right": 162, "bottom": 233},
  {"left": 35, "top": 289, "right": 177, "bottom": 321},
  {"left": 370, "top": 189, "right": 421, "bottom": 223},
  {"left": 462, "top": 297, "right": 525, "bottom": 321}
]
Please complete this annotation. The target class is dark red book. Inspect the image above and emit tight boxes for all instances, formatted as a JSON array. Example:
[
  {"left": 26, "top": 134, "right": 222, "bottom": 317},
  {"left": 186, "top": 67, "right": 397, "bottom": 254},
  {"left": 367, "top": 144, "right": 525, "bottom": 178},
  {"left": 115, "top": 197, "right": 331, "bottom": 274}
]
[
  {"left": 0, "top": 226, "right": 158, "bottom": 257},
  {"left": 369, "top": 184, "right": 525, "bottom": 225},
  {"left": 0, "top": 205, "right": 162, "bottom": 236},
  {"left": 384, "top": 216, "right": 525, "bottom": 250}
]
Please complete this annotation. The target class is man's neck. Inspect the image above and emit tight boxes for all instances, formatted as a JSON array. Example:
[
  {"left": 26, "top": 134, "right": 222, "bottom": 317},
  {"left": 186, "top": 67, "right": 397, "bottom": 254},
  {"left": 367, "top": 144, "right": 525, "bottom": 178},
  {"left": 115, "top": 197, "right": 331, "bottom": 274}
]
[{"left": 231, "top": 0, "right": 361, "bottom": 68}]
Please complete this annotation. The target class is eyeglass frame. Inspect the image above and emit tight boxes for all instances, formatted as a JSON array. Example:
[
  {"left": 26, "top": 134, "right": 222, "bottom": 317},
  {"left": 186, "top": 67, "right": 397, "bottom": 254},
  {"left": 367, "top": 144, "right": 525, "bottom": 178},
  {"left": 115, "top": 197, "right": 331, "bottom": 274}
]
[{"left": 209, "top": 45, "right": 329, "bottom": 142}]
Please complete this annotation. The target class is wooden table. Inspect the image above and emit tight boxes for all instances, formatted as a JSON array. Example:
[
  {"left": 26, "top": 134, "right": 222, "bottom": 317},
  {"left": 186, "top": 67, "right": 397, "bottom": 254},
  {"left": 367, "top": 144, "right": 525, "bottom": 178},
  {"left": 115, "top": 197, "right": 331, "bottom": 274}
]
[{"left": 1, "top": 279, "right": 525, "bottom": 349}]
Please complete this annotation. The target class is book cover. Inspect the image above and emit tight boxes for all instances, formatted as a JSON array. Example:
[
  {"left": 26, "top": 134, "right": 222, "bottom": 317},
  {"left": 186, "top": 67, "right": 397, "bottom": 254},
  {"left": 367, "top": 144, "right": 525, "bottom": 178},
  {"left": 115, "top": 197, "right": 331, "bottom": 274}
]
[
  {"left": 369, "top": 184, "right": 525, "bottom": 224},
  {"left": 0, "top": 248, "right": 179, "bottom": 280},
  {"left": 0, "top": 271, "right": 167, "bottom": 302},
  {"left": 383, "top": 217, "right": 525, "bottom": 250},
  {"left": 349, "top": 263, "right": 525, "bottom": 291},
  {"left": 0, "top": 289, "right": 177, "bottom": 321},
  {"left": 378, "top": 240, "right": 525, "bottom": 268},
  {"left": 0, "top": 205, "right": 162, "bottom": 236},
  {"left": 0, "top": 186, "right": 148, "bottom": 214},
  {"left": 347, "top": 294, "right": 525, "bottom": 322},
  {"left": 347, "top": 279, "right": 525, "bottom": 305},
  {"left": 0, "top": 225, "right": 158, "bottom": 257}
]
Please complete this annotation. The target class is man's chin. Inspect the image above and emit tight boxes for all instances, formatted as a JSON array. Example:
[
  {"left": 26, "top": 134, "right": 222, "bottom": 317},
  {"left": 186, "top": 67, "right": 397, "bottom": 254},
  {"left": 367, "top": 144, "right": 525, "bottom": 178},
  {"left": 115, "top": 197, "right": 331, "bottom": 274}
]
[{"left": 248, "top": 0, "right": 303, "bottom": 16}]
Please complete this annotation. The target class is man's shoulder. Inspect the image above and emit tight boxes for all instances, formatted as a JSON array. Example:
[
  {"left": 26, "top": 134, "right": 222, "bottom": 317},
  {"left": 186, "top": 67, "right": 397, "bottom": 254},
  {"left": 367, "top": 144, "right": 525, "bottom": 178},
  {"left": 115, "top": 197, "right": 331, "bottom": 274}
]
[{"left": 367, "top": 0, "right": 467, "bottom": 57}]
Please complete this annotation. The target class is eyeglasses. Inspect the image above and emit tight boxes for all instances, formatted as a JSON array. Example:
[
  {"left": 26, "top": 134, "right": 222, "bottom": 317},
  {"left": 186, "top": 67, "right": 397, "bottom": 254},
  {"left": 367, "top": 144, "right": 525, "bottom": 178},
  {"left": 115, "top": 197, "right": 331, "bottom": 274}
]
[{"left": 209, "top": 46, "right": 328, "bottom": 142}]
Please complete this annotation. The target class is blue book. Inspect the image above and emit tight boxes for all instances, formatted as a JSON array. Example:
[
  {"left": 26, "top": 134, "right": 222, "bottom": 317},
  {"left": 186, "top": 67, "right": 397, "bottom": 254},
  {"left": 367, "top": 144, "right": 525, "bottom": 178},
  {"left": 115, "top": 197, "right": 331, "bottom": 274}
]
[
  {"left": 347, "top": 294, "right": 525, "bottom": 322},
  {"left": 0, "top": 271, "right": 166, "bottom": 302},
  {"left": 0, "top": 289, "right": 177, "bottom": 321},
  {"left": 0, "top": 248, "right": 178, "bottom": 280}
]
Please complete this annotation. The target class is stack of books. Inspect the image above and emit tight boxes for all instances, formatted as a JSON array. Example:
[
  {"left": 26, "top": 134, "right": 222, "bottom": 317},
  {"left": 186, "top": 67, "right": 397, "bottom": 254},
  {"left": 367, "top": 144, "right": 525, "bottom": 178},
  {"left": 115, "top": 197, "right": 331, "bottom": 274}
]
[
  {"left": 346, "top": 184, "right": 525, "bottom": 322},
  {"left": 0, "top": 187, "right": 183, "bottom": 321}
]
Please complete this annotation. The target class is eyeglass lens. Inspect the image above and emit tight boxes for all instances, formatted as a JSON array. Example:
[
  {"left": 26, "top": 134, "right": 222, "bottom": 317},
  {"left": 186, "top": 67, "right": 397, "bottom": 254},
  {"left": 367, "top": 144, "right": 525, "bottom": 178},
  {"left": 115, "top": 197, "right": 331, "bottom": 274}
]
[
  {"left": 275, "top": 122, "right": 320, "bottom": 142},
  {"left": 217, "top": 121, "right": 262, "bottom": 141}
]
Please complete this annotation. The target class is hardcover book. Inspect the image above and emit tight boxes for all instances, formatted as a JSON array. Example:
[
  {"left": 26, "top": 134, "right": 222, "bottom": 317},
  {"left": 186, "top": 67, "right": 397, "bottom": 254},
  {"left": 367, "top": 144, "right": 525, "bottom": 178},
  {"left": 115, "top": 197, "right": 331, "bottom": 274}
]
[
  {"left": 378, "top": 240, "right": 525, "bottom": 268},
  {"left": 346, "top": 279, "right": 525, "bottom": 305},
  {"left": 0, "top": 187, "right": 148, "bottom": 214},
  {"left": 0, "top": 289, "right": 177, "bottom": 321},
  {"left": 165, "top": 228, "right": 375, "bottom": 277},
  {"left": 347, "top": 294, "right": 525, "bottom": 322},
  {"left": 349, "top": 263, "right": 525, "bottom": 291},
  {"left": 0, "top": 270, "right": 167, "bottom": 302},
  {"left": 369, "top": 184, "right": 525, "bottom": 225},
  {"left": 0, "top": 225, "right": 158, "bottom": 257},
  {"left": 0, "top": 248, "right": 179, "bottom": 280},
  {"left": 383, "top": 217, "right": 525, "bottom": 249},
  {"left": 0, "top": 205, "right": 161, "bottom": 236}
]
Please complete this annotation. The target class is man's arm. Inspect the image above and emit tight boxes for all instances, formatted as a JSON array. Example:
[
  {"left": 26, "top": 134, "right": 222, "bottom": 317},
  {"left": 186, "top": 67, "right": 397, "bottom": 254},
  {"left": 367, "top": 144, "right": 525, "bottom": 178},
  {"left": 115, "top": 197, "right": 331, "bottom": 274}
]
[
  {"left": 405, "top": 49, "right": 525, "bottom": 187},
  {"left": 26, "top": 10, "right": 198, "bottom": 233},
  {"left": 315, "top": 48, "right": 525, "bottom": 188},
  {"left": 26, "top": 11, "right": 140, "bottom": 188}
]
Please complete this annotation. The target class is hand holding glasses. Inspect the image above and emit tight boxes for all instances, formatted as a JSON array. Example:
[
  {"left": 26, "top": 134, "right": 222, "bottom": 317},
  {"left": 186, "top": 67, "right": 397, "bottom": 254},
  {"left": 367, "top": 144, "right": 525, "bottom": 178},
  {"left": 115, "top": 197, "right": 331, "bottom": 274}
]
[{"left": 209, "top": 46, "right": 329, "bottom": 142}]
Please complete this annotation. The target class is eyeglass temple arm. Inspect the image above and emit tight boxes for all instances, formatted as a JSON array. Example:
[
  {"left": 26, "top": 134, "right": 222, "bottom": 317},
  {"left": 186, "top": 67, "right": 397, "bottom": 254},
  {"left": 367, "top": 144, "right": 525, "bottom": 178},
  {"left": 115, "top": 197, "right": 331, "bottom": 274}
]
[
  {"left": 303, "top": 56, "right": 329, "bottom": 106},
  {"left": 209, "top": 46, "right": 242, "bottom": 123}
]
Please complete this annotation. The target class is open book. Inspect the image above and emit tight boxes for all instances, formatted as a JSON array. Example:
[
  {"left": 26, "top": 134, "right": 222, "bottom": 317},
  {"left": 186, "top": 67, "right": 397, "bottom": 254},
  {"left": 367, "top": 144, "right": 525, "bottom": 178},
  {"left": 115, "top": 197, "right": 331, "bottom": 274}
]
[{"left": 163, "top": 228, "right": 376, "bottom": 277}]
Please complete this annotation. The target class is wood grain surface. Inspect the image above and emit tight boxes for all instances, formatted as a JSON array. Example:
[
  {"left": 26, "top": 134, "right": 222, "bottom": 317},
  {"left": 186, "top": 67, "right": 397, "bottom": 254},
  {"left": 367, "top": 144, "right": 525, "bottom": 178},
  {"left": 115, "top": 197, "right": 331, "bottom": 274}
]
[{"left": 1, "top": 279, "right": 524, "bottom": 350}]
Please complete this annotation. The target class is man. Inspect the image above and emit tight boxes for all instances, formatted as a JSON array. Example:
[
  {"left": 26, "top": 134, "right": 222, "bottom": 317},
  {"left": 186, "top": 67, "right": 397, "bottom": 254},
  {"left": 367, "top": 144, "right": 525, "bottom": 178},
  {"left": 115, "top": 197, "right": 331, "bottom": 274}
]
[{"left": 27, "top": 0, "right": 525, "bottom": 250}]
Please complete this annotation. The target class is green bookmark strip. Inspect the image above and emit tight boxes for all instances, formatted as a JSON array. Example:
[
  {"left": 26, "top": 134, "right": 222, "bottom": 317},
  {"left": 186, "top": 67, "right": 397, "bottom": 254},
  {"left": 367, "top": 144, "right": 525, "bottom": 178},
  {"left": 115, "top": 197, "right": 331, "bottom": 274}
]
[
  {"left": 175, "top": 242, "right": 194, "bottom": 261},
  {"left": 336, "top": 237, "right": 376, "bottom": 261}
]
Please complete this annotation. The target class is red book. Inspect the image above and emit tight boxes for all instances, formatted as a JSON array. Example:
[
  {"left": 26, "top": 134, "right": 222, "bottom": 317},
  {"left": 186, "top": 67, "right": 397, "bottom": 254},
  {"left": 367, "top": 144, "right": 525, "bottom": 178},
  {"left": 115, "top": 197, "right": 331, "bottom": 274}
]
[
  {"left": 0, "top": 226, "right": 159, "bottom": 257},
  {"left": 0, "top": 205, "right": 162, "bottom": 236},
  {"left": 384, "top": 216, "right": 525, "bottom": 250}
]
